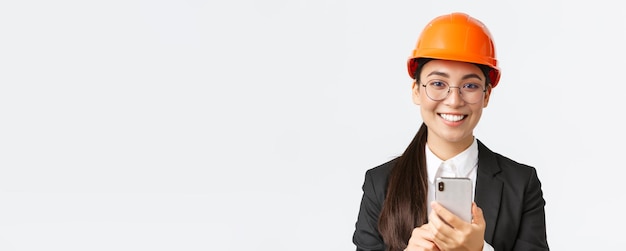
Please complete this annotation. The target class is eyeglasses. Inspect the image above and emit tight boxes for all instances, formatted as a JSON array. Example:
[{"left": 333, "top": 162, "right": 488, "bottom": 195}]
[{"left": 420, "top": 79, "right": 487, "bottom": 104}]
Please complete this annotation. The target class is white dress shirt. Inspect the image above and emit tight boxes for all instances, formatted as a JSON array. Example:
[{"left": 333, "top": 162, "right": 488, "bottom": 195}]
[{"left": 425, "top": 138, "right": 494, "bottom": 251}]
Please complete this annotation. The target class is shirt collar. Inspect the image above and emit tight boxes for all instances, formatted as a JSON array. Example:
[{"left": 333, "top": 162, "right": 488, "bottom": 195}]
[{"left": 426, "top": 138, "right": 479, "bottom": 184}]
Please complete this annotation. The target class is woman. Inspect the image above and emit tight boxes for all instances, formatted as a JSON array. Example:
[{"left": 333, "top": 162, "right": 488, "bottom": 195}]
[{"left": 352, "top": 12, "right": 549, "bottom": 251}]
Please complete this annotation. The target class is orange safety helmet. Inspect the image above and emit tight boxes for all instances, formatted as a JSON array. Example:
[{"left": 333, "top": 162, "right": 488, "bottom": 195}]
[{"left": 407, "top": 12, "right": 501, "bottom": 87}]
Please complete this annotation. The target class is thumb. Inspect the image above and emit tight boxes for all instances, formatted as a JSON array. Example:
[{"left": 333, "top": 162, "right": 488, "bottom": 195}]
[{"left": 471, "top": 202, "right": 485, "bottom": 226}]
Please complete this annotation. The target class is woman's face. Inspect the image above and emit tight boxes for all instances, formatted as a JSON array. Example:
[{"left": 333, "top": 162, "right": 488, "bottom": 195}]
[{"left": 412, "top": 59, "right": 491, "bottom": 149}]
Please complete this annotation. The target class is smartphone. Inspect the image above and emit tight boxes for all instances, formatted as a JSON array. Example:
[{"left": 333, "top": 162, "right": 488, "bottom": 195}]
[{"left": 435, "top": 177, "right": 473, "bottom": 222}]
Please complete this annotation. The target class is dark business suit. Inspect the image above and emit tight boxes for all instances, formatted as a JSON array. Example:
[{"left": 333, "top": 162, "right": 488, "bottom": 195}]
[{"left": 353, "top": 140, "right": 549, "bottom": 251}]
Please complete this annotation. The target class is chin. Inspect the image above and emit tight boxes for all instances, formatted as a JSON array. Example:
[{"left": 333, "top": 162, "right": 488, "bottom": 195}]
[{"left": 439, "top": 132, "right": 473, "bottom": 144}]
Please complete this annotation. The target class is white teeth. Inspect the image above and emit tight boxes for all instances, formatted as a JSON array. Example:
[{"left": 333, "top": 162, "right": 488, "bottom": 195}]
[{"left": 440, "top": 114, "right": 465, "bottom": 122}]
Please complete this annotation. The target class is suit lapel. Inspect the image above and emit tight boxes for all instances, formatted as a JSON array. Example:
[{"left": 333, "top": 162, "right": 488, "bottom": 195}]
[{"left": 474, "top": 140, "right": 503, "bottom": 244}]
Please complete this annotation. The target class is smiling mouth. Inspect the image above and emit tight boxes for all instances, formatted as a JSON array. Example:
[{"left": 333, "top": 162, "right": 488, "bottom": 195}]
[{"left": 439, "top": 113, "right": 466, "bottom": 122}]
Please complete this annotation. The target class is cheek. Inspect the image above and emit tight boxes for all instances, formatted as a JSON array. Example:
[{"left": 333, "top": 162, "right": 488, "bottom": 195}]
[
  {"left": 419, "top": 98, "right": 438, "bottom": 112},
  {"left": 470, "top": 106, "right": 484, "bottom": 120}
]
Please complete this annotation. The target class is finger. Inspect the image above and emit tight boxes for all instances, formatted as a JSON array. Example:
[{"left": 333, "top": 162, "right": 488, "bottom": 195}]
[
  {"left": 427, "top": 210, "right": 455, "bottom": 249},
  {"left": 430, "top": 201, "right": 465, "bottom": 229},
  {"left": 427, "top": 207, "right": 447, "bottom": 230},
  {"left": 471, "top": 202, "right": 486, "bottom": 226},
  {"left": 411, "top": 225, "right": 434, "bottom": 241},
  {"left": 407, "top": 237, "right": 439, "bottom": 250},
  {"left": 407, "top": 226, "right": 440, "bottom": 251}
]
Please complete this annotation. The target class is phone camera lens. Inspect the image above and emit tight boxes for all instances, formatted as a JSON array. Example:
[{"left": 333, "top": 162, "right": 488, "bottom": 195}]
[{"left": 438, "top": 181, "right": 444, "bottom": 191}]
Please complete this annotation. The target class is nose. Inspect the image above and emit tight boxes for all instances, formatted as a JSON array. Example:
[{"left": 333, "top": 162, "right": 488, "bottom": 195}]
[{"left": 444, "top": 86, "right": 465, "bottom": 106}]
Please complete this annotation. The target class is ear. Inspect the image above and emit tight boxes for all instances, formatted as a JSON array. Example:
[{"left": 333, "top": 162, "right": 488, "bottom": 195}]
[
  {"left": 482, "top": 85, "right": 492, "bottom": 108},
  {"left": 412, "top": 80, "right": 421, "bottom": 105}
]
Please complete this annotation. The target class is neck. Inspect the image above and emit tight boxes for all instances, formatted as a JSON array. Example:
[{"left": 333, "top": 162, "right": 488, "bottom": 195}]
[{"left": 426, "top": 136, "right": 474, "bottom": 160}]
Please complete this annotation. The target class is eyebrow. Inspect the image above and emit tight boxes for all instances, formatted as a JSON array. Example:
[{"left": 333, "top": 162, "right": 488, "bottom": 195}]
[{"left": 426, "top": 71, "right": 483, "bottom": 81}]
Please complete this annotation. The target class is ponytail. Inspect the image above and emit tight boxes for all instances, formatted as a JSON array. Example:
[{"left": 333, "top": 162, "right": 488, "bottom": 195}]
[{"left": 377, "top": 123, "right": 429, "bottom": 251}]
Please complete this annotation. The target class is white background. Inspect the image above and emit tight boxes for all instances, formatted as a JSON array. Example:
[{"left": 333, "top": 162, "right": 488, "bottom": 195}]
[{"left": 0, "top": 0, "right": 624, "bottom": 250}]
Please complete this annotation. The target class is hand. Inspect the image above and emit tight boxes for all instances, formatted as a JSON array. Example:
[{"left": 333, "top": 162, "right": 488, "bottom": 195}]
[
  {"left": 405, "top": 223, "right": 440, "bottom": 251},
  {"left": 427, "top": 201, "right": 486, "bottom": 251}
]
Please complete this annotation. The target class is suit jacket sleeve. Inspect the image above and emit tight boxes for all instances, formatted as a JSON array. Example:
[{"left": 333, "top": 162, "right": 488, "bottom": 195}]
[
  {"left": 511, "top": 167, "right": 549, "bottom": 250},
  {"left": 352, "top": 161, "right": 394, "bottom": 251}
]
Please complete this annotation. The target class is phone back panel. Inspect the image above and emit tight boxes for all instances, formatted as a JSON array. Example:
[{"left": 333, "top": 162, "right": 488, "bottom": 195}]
[{"left": 435, "top": 177, "right": 472, "bottom": 222}]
